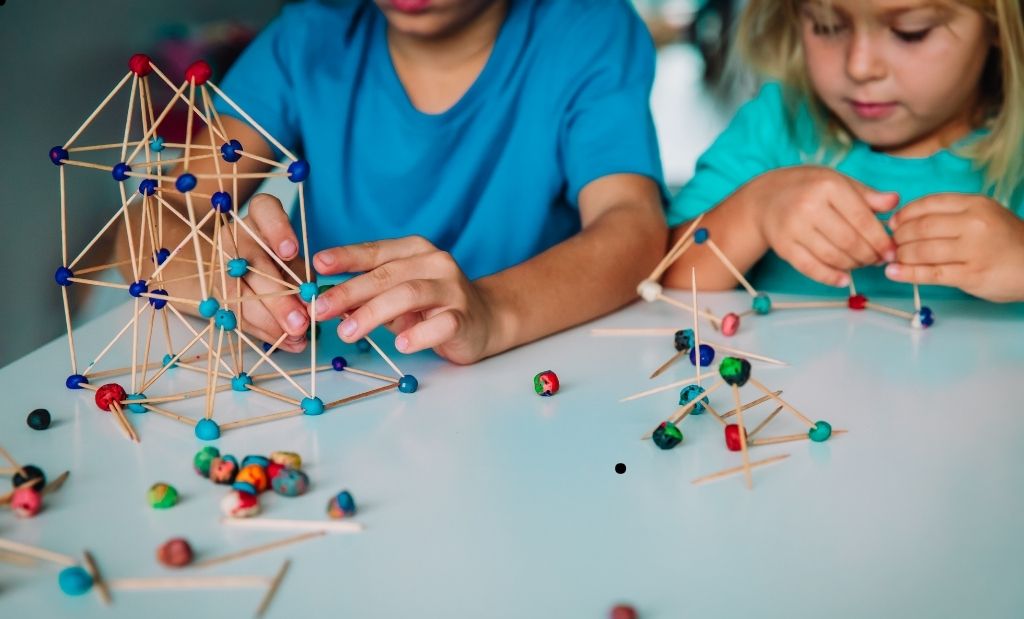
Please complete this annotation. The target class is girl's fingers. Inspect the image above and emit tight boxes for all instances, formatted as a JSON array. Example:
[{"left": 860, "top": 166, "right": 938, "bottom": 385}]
[
  {"left": 242, "top": 247, "right": 310, "bottom": 343},
  {"left": 782, "top": 241, "right": 851, "bottom": 287},
  {"left": 804, "top": 228, "right": 860, "bottom": 271},
  {"left": 885, "top": 261, "right": 968, "bottom": 286},
  {"left": 248, "top": 194, "right": 301, "bottom": 262},
  {"left": 830, "top": 185, "right": 895, "bottom": 263},
  {"left": 396, "top": 309, "right": 464, "bottom": 354},
  {"left": 337, "top": 278, "right": 447, "bottom": 343},
  {"left": 891, "top": 213, "right": 963, "bottom": 245},
  {"left": 894, "top": 239, "right": 962, "bottom": 265},
  {"left": 889, "top": 194, "right": 967, "bottom": 230},
  {"left": 235, "top": 283, "right": 305, "bottom": 353},
  {"left": 314, "top": 236, "right": 437, "bottom": 276}
]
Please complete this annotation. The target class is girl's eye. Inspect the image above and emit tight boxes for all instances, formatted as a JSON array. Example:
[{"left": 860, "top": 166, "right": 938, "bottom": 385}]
[
  {"left": 893, "top": 28, "right": 931, "bottom": 42},
  {"left": 811, "top": 21, "right": 847, "bottom": 37}
]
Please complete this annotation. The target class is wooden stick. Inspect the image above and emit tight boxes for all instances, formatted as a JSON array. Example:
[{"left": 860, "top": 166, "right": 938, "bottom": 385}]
[
  {"left": 110, "top": 401, "right": 139, "bottom": 443},
  {"left": 68, "top": 192, "right": 138, "bottom": 269},
  {"left": 221, "top": 518, "right": 364, "bottom": 534},
  {"left": 692, "top": 454, "right": 790, "bottom": 486},
  {"left": 746, "top": 405, "right": 784, "bottom": 440},
  {"left": 703, "top": 341, "right": 788, "bottom": 367},
  {"left": 109, "top": 576, "right": 270, "bottom": 590},
  {"left": 771, "top": 301, "right": 847, "bottom": 310},
  {"left": 705, "top": 238, "right": 759, "bottom": 297},
  {"left": 255, "top": 560, "right": 291, "bottom": 618},
  {"left": 656, "top": 293, "right": 721, "bottom": 325},
  {"left": 641, "top": 380, "right": 726, "bottom": 439},
  {"left": 748, "top": 378, "right": 816, "bottom": 428},
  {"left": 208, "top": 80, "right": 298, "bottom": 161},
  {"left": 235, "top": 330, "right": 311, "bottom": 398},
  {"left": 82, "top": 550, "right": 111, "bottom": 606},
  {"left": 143, "top": 404, "right": 198, "bottom": 427},
  {"left": 235, "top": 149, "right": 289, "bottom": 169},
  {"left": 913, "top": 283, "right": 922, "bottom": 312},
  {"left": 0, "top": 538, "right": 76, "bottom": 566},
  {"left": 750, "top": 429, "right": 846, "bottom": 446},
  {"left": 0, "top": 550, "right": 37, "bottom": 567},
  {"left": 0, "top": 466, "right": 15, "bottom": 475},
  {"left": 648, "top": 213, "right": 704, "bottom": 281},
  {"left": 323, "top": 382, "right": 399, "bottom": 409},
  {"left": 232, "top": 216, "right": 305, "bottom": 286},
  {"left": 691, "top": 268, "right": 703, "bottom": 387},
  {"left": 732, "top": 384, "right": 753, "bottom": 489},
  {"left": 702, "top": 400, "right": 729, "bottom": 427},
  {"left": 63, "top": 71, "right": 133, "bottom": 148},
  {"left": 865, "top": 302, "right": 915, "bottom": 320},
  {"left": 247, "top": 332, "right": 289, "bottom": 376},
  {"left": 848, "top": 276, "right": 858, "bottom": 298},
  {"left": 220, "top": 408, "right": 304, "bottom": 431},
  {"left": 591, "top": 327, "right": 677, "bottom": 337},
  {"left": 358, "top": 330, "right": 405, "bottom": 380},
  {"left": 649, "top": 349, "right": 687, "bottom": 380},
  {"left": 62, "top": 287, "right": 78, "bottom": 375},
  {"left": 143, "top": 63, "right": 228, "bottom": 144},
  {"left": 339, "top": 366, "right": 400, "bottom": 384},
  {"left": 620, "top": 374, "right": 700, "bottom": 403},
  {"left": 0, "top": 445, "right": 24, "bottom": 474},
  {"left": 192, "top": 532, "right": 322, "bottom": 570},
  {"left": 43, "top": 471, "right": 71, "bottom": 496},
  {"left": 246, "top": 384, "right": 301, "bottom": 407},
  {"left": 719, "top": 391, "right": 782, "bottom": 420}
]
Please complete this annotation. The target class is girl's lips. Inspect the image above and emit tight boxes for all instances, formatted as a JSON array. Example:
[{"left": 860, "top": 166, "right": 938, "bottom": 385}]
[
  {"left": 849, "top": 100, "right": 898, "bottom": 120},
  {"left": 390, "top": 0, "right": 431, "bottom": 13}
]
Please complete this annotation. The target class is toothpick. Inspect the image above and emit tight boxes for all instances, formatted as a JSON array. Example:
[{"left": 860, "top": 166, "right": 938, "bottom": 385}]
[
  {"left": 109, "top": 401, "right": 139, "bottom": 443},
  {"left": 648, "top": 213, "right": 705, "bottom": 281},
  {"left": 865, "top": 302, "right": 915, "bottom": 320},
  {"left": 207, "top": 80, "right": 298, "bottom": 161},
  {"left": 770, "top": 301, "right": 847, "bottom": 310},
  {"left": 620, "top": 375, "right": 700, "bottom": 403},
  {"left": 747, "top": 378, "right": 816, "bottom": 428},
  {"left": 750, "top": 430, "right": 846, "bottom": 446},
  {"left": 691, "top": 268, "right": 702, "bottom": 387},
  {"left": 649, "top": 349, "right": 687, "bottom": 379},
  {"left": 0, "top": 538, "right": 76, "bottom": 566},
  {"left": 109, "top": 576, "right": 270, "bottom": 590},
  {"left": 705, "top": 238, "right": 758, "bottom": 297},
  {"left": 82, "top": 550, "right": 111, "bottom": 606},
  {"left": 692, "top": 454, "right": 790, "bottom": 486},
  {"left": 63, "top": 71, "right": 133, "bottom": 148},
  {"left": 191, "top": 532, "right": 323, "bottom": 570},
  {"left": 255, "top": 560, "right": 291, "bottom": 618},
  {"left": 701, "top": 341, "right": 788, "bottom": 366},
  {"left": 913, "top": 283, "right": 921, "bottom": 311},
  {"left": 655, "top": 293, "right": 721, "bottom": 325},
  {"left": 746, "top": 405, "right": 784, "bottom": 440},
  {"left": 720, "top": 391, "right": 782, "bottom": 420},
  {"left": 732, "top": 384, "right": 753, "bottom": 489},
  {"left": 0, "top": 445, "right": 25, "bottom": 477},
  {"left": 221, "top": 517, "right": 364, "bottom": 534}
]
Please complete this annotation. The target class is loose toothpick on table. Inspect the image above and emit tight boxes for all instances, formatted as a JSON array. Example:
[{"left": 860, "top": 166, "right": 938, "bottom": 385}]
[
  {"left": 191, "top": 531, "right": 324, "bottom": 569},
  {"left": 692, "top": 454, "right": 790, "bottom": 486}
]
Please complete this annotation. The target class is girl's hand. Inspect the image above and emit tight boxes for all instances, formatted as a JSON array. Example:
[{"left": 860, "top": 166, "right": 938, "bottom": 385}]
[
  {"left": 752, "top": 166, "right": 899, "bottom": 286},
  {"left": 312, "top": 237, "right": 498, "bottom": 365},
  {"left": 885, "top": 194, "right": 1024, "bottom": 302}
]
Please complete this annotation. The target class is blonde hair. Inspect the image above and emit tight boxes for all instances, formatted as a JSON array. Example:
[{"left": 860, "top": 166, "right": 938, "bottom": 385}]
[{"left": 736, "top": 0, "right": 1024, "bottom": 204}]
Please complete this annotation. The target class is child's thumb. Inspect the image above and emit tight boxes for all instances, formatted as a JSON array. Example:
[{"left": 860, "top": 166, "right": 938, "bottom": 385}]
[{"left": 862, "top": 188, "right": 901, "bottom": 212}]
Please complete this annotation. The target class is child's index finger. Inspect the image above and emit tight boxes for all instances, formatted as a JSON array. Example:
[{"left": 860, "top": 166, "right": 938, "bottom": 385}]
[{"left": 314, "top": 236, "right": 437, "bottom": 275}]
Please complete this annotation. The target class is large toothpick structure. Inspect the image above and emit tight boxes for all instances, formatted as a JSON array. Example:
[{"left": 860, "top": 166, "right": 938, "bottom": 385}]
[{"left": 51, "top": 54, "right": 417, "bottom": 442}]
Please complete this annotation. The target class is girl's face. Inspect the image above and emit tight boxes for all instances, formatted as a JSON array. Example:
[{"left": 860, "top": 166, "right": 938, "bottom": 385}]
[
  {"left": 799, "top": 0, "right": 995, "bottom": 156},
  {"left": 376, "top": 0, "right": 501, "bottom": 39}
]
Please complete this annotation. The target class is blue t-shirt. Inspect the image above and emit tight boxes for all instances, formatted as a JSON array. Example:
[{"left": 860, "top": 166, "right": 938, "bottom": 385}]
[
  {"left": 215, "top": 0, "right": 664, "bottom": 280},
  {"left": 668, "top": 82, "right": 1024, "bottom": 298}
]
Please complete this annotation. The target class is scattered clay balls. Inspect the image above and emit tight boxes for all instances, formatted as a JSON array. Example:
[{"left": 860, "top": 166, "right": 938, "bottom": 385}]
[
  {"left": 209, "top": 455, "right": 239, "bottom": 485},
  {"left": 233, "top": 464, "right": 269, "bottom": 495},
  {"left": 327, "top": 490, "right": 356, "bottom": 519},
  {"left": 610, "top": 604, "right": 638, "bottom": 619},
  {"left": 27, "top": 408, "right": 51, "bottom": 430},
  {"left": 533, "top": 370, "right": 559, "bottom": 396},
  {"left": 58, "top": 566, "right": 94, "bottom": 596},
  {"left": 221, "top": 490, "right": 261, "bottom": 518},
  {"left": 652, "top": 422, "right": 683, "bottom": 450},
  {"left": 270, "top": 451, "right": 302, "bottom": 469},
  {"left": 11, "top": 487, "right": 42, "bottom": 518},
  {"left": 193, "top": 446, "right": 220, "bottom": 478},
  {"left": 148, "top": 482, "right": 179, "bottom": 509},
  {"left": 12, "top": 464, "right": 46, "bottom": 491},
  {"left": 156, "top": 538, "right": 193, "bottom": 568},
  {"left": 271, "top": 468, "right": 309, "bottom": 497}
]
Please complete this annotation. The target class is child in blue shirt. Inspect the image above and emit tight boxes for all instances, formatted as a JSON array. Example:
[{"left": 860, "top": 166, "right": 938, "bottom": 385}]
[
  {"left": 664, "top": 0, "right": 1024, "bottom": 302},
  {"left": 121, "top": 0, "right": 667, "bottom": 364}
]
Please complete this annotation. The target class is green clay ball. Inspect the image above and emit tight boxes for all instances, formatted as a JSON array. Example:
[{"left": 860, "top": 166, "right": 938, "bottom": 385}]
[
  {"left": 808, "top": 421, "right": 832, "bottom": 442},
  {"left": 147, "top": 482, "right": 178, "bottom": 509},
  {"left": 193, "top": 446, "right": 220, "bottom": 477},
  {"left": 719, "top": 357, "right": 752, "bottom": 387},
  {"left": 652, "top": 422, "right": 683, "bottom": 450}
]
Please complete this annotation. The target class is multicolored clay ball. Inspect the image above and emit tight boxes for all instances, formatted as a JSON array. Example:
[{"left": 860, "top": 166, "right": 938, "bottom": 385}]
[
  {"left": 327, "top": 490, "right": 357, "bottom": 519},
  {"left": 673, "top": 328, "right": 694, "bottom": 352},
  {"left": 11, "top": 487, "right": 42, "bottom": 518},
  {"left": 27, "top": 408, "right": 51, "bottom": 430},
  {"left": 724, "top": 424, "right": 747, "bottom": 452},
  {"left": 679, "top": 384, "right": 709, "bottom": 415},
  {"left": 208, "top": 455, "right": 239, "bottom": 485},
  {"left": 12, "top": 464, "right": 46, "bottom": 491},
  {"left": 156, "top": 538, "right": 193, "bottom": 568},
  {"left": 533, "top": 370, "right": 559, "bottom": 396},
  {"left": 193, "top": 446, "right": 220, "bottom": 478},
  {"left": 58, "top": 566, "right": 94, "bottom": 595},
  {"left": 652, "top": 422, "right": 683, "bottom": 450},
  {"left": 270, "top": 450, "right": 302, "bottom": 469},
  {"left": 720, "top": 313, "right": 741, "bottom": 337},
  {"left": 271, "top": 468, "right": 310, "bottom": 497},
  {"left": 719, "top": 357, "right": 752, "bottom": 387},
  {"left": 689, "top": 344, "right": 715, "bottom": 367},
  {"left": 148, "top": 482, "right": 179, "bottom": 509},
  {"left": 221, "top": 490, "right": 261, "bottom": 518},
  {"left": 233, "top": 464, "right": 269, "bottom": 494}
]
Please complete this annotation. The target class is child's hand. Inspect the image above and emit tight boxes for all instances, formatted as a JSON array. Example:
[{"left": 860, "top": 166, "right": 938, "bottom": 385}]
[
  {"left": 220, "top": 194, "right": 311, "bottom": 352},
  {"left": 312, "top": 237, "right": 497, "bottom": 365},
  {"left": 885, "top": 194, "right": 1024, "bottom": 302},
  {"left": 752, "top": 166, "right": 899, "bottom": 286}
]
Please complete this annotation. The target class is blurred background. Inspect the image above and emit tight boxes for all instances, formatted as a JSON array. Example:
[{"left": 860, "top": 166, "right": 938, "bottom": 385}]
[{"left": 0, "top": 0, "right": 751, "bottom": 369}]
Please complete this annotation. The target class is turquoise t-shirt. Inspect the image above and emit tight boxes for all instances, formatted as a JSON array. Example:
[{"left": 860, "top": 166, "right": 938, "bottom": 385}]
[
  {"left": 215, "top": 0, "right": 664, "bottom": 281},
  {"left": 668, "top": 82, "right": 1024, "bottom": 298}
]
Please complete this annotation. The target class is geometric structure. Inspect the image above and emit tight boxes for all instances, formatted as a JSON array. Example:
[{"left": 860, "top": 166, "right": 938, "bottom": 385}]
[
  {"left": 50, "top": 54, "right": 417, "bottom": 442},
  {"left": 636, "top": 214, "right": 936, "bottom": 335}
]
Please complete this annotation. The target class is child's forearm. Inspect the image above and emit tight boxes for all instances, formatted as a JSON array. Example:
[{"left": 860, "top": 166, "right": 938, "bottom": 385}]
[
  {"left": 475, "top": 186, "right": 667, "bottom": 357},
  {"left": 662, "top": 177, "right": 770, "bottom": 290}
]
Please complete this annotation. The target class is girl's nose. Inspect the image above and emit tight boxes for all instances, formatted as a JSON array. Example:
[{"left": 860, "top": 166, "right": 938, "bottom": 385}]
[{"left": 845, "top": 32, "right": 887, "bottom": 83}]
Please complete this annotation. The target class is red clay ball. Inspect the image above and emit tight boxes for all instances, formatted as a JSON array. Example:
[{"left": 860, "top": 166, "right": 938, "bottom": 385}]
[
  {"left": 610, "top": 604, "right": 638, "bottom": 619},
  {"left": 128, "top": 53, "right": 153, "bottom": 76},
  {"left": 725, "top": 424, "right": 747, "bottom": 452},
  {"left": 847, "top": 294, "right": 868, "bottom": 310},
  {"left": 156, "top": 538, "right": 193, "bottom": 568},
  {"left": 184, "top": 60, "right": 212, "bottom": 85},
  {"left": 95, "top": 383, "right": 127, "bottom": 412}
]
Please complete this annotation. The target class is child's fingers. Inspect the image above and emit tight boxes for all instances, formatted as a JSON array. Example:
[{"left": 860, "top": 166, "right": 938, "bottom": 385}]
[
  {"left": 248, "top": 194, "right": 300, "bottom": 261},
  {"left": 884, "top": 261, "right": 967, "bottom": 286},
  {"left": 893, "top": 239, "right": 962, "bottom": 266},
  {"left": 238, "top": 293, "right": 306, "bottom": 353},
  {"left": 336, "top": 279, "right": 447, "bottom": 343},
  {"left": 834, "top": 185, "right": 897, "bottom": 262},
  {"left": 395, "top": 310, "right": 463, "bottom": 355},
  {"left": 314, "top": 236, "right": 437, "bottom": 275},
  {"left": 815, "top": 205, "right": 883, "bottom": 266},
  {"left": 781, "top": 242, "right": 851, "bottom": 287},
  {"left": 891, "top": 214, "right": 962, "bottom": 245},
  {"left": 316, "top": 252, "right": 457, "bottom": 320},
  {"left": 243, "top": 250, "right": 311, "bottom": 341},
  {"left": 804, "top": 228, "right": 860, "bottom": 271},
  {"left": 889, "top": 194, "right": 966, "bottom": 230}
]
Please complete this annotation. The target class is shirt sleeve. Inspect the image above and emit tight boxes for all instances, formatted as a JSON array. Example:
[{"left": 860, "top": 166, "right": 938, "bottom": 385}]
[
  {"left": 666, "top": 82, "right": 796, "bottom": 227},
  {"left": 212, "top": 6, "right": 303, "bottom": 158},
  {"left": 556, "top": 1, "right": 667, "bottom": 208}
]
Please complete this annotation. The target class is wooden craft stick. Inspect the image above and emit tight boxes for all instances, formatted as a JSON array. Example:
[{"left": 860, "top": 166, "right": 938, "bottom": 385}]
[
  {"left": 43, "top": 471, "right": 71, "bottom": 496},
  {"left": 63, "top": 71, "right": 133, "bottom": 148},
  {"left": 82, "top": 550, "right": 111, "bottom": 605},
  {"left": 771, "top": 301, "right": 847, "bottom": 310},
  {"left": 746, "top": 405, "right": 784, "bottom": 440},
  {"left": 0, "top": 538, "right": 76, "bottom": 566},
  {"left": 719, "top": 391, "right": 782, "bottom": 420},
  {"left": 208, "top": 80, "right": 298, "bottom": 161},
  {"left": 621, "top": 375, "right": 700, "bottom": 403},
  {"left": 109, "top": 576, "right": 270, "bottom": 590},
  {"left": 656, "top": 293, "right": 721, "bottom": 325},
  {"left": 865, "top": 302, "right": 914, "bottom": 320},
  {"left": 0, "top": 550, "right": 37, "bottom": 567},
  {"left": 191, "top": 532, "right": 323, "bottom": 570},
  {"left": 649, "top": 349, "right": 687, "bottom": 380},
  {"left": 732, "top": 384, "right": 753, "bottom": 490},
  {"left": 323, "top": 383, "right": 399, "bottom": 409},
  {"left": 691, "top": 268, "right": 703, "bottom": 387},
  {"left": 750, "top": 430, "right": 847, "bottom": 446},
  {"left": 705, "top": 238, "right": 758, "bottom": 297},
  {"left": 221, "top": 517, "right": 364, "bottom": 534},
  {"left": 692, "top": 454, "right": 790, "bottom": 486},
  {"left": 703, "top": 341, "right": 788, "bottom": 367},
  {"left": 748, "top": 378, "right": 816, "bottom": 428},
  {"left": 255, "top": 560, "right": 291, "bottom": 618},
  {"left": 648, "top": 213, "right": 704, "bottom": 281}
]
